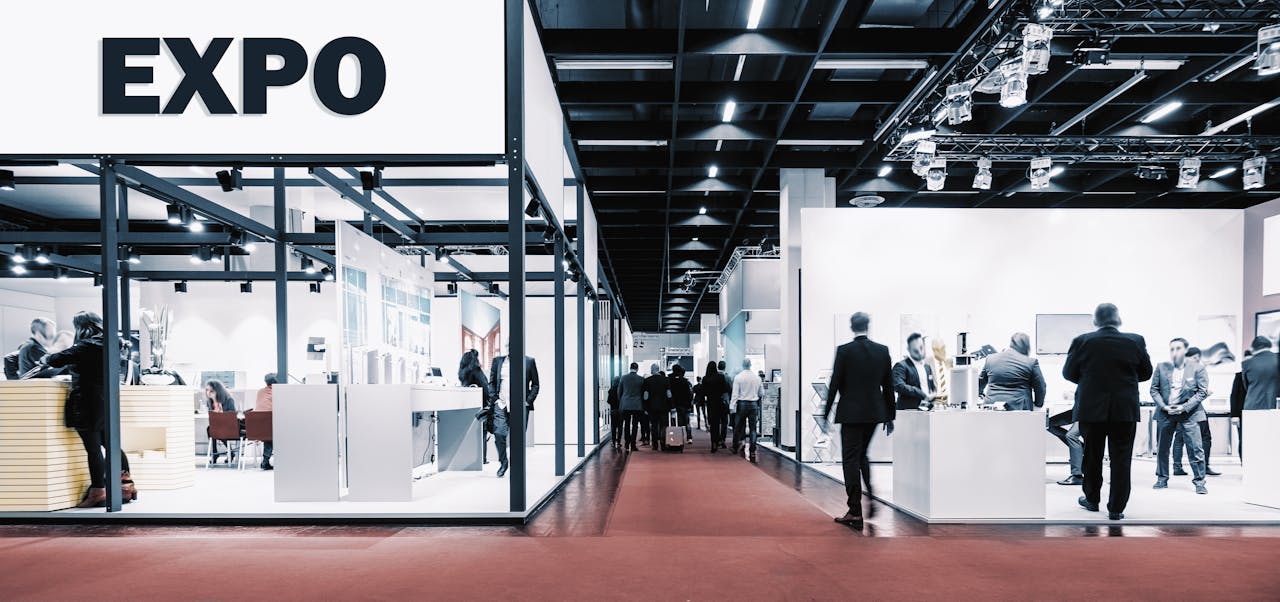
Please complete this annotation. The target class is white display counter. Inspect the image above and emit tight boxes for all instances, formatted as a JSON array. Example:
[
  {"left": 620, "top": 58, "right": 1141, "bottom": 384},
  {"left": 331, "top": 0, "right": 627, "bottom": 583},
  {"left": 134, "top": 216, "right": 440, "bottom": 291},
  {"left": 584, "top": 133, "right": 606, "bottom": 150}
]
[
  {"left": 1242, "top": 409, "right": 1280, "bottom": 510},
  {"left": 345, "top": 384, "right": 485, "bottom": 502},
  {"left": 893, "top": 410, "right": 1046, "bottom": 520},
  {"left": 273, "top": 384, "right": 341, "bottom": 502}
]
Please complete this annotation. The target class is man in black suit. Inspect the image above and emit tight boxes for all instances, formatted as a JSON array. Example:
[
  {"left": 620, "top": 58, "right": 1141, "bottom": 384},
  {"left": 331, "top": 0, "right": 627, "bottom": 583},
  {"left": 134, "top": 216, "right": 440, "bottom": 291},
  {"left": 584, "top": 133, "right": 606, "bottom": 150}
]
[
  {"left": 1063, "top": 303, "right": 1153, "bottom": 521},
  {"left": 823, "top": 312, "right": 896, "bottom": 528},
  {"left": 892, "top": 332, "right": 936, "bottom": 411}
]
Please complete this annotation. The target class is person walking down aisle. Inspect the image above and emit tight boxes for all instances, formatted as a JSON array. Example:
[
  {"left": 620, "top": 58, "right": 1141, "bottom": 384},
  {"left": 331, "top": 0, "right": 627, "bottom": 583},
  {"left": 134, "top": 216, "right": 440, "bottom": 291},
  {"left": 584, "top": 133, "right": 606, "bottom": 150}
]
[
  {"left": 643, "top": 364, "right": 670, "bottom": 450},
  {"left": 823, "top": 312, "right": 896, "bottom": 528},
  {"left": 1239, "top": 336, "right": 1279, "bottom": 458},
  {"left": 731, "top": 359, "right": 764, "bottom": 462},
  {"left": 697, "top": 362, "right": 731, "bottom": 452},
  {"left": 619, "top": 363, "right": 646, "bottom": 452},
  {"left": 39, "top": 312, "right": 136, "bottom": 508},
  {"left": 607, "top": 376, "right": 623, "bottom": 450},
  {"left": 717, "top": 361, "right": 731, "bottom": 444},
  {"left": 1171, "top": 347, "right": 1218, "bottom": 477},
  {"left": 1063, "top": 303, "right": 1153, "bottom": 521},
  {"left": 1151, "top": 338, "right": 1209, "bottom": 494},
  {"left": 669, "top": 365, "right": 694, "bottom": 444}
]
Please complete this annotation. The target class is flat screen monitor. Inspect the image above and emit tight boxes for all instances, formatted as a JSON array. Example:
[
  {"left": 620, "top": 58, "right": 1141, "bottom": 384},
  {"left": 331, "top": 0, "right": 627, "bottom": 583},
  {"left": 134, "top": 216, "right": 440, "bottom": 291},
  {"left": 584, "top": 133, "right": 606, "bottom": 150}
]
[{"left": 1036, "top": 314, "right": 1095, "bottom": 355}]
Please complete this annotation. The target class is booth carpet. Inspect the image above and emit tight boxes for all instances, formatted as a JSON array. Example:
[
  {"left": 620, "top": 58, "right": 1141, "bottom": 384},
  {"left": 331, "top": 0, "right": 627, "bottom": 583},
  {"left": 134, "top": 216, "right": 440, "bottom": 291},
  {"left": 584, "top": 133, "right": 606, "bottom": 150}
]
[{"left": 2, "top": 431, "right": 1279, "bottom": 600}]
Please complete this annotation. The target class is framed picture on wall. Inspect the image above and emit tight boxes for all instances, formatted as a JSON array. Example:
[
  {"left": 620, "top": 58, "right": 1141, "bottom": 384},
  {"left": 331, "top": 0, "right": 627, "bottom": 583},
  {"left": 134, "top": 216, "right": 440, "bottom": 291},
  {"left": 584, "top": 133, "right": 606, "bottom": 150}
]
[{"left": 1255, "top": 309, "right": 1280, "bottom": 349}]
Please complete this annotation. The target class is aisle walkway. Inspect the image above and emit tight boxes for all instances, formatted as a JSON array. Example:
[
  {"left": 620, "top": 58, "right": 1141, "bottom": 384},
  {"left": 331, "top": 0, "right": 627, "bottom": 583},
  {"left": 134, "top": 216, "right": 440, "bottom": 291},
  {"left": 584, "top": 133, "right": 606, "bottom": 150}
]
[{"left": 2, "top": 431, "right": 1280, "bottom": 600}]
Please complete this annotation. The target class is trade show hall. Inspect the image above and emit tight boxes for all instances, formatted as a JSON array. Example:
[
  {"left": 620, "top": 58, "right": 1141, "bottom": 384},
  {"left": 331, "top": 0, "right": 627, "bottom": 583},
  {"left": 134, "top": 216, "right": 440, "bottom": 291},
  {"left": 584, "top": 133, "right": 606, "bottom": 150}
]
[{"left": 3, "top": 0, "right": 1280, "bottom": 599}]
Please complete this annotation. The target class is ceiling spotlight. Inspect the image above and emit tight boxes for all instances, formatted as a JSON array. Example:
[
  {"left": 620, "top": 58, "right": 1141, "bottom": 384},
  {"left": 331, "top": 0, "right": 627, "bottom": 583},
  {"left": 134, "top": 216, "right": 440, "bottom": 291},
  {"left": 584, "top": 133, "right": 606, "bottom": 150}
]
[
  {"left": 12, "top": 245, "right": 27, "bottom": 264},
  {"left": 11, "top": 264, "right": 27, "bottom": 275},
  {"left": 698, "top": 206, "right": 707, "bottom": 215},
  {"left": 187, "top": 210, "right": 205, "bottom": 232},
  {"left": 524, "top": 199, "right": 541, "bottom": 219},
  {"left": 190, "top": 248, "right": 204, "bottom": 265},
  {"left": 309, "top": 282, "right": 322, "bottom": 294},
  {"left": 215, "top": 168, "right": 243, "bottom": 192},
  {"left": 901, "top": 128, "right": 937, "bottom": 145},
  {"left": 973, "top": 157, "right": 993, "bottom": 190},
  {"left": 209, "top": 246, "right": 224, "bottom": 264},
  {"left": 33, "top": 247, "right": 50, "bottom": 264},
  {"left": 944, "top": 82, "right": 973, "bottom": 125},
  {"left": 127, "top": 248, "right": 141, "bottom": 264},
  {"left": 434, "top": 247, "right": 451, "bottom": 264},
  {"left": 1141, "top": 101, "right": 1183, "bottom": 124},
  {"left": 488, "top": 282, "right": 501, "bottom": 295},
  {"left": 999, "top": 63, "right": 1029, "bottom": 108},
  {"left": 174, "top": 281, "right": 188, "bottom": 293},
  {"left": 543, "top": 224, "right": 557, "bottom": 243},
  {"left": 924, "top": 158, "right": 947, "bottom": 191},
  {"left": 1134, "top": 165, "right": 1168, "bottom": 181},
  {"left": 849, "top": 194, "right": 885, "bottom": 208},
  {"left": 321, "top": 267, "right": 335, "bottom": 282},
  {"left": 301, "top": 256, "right": 316, "bottom": 274},
  {"left": 722, "top": 100, "right": 737, "bottom": 123},
  {"left": 1209, "top": 166, "right": 1237, "bottom": 179},
  {"left": 1177, "top": 157, "right": 1201, "bottom": 189},
  {"left": 0, "top": 169, "right": 14, "bottom": 191},
  {"left": 877, "top": 165, "right": 893, "bottom": 178},
  {"left": 240, "top": 281, "right": 253, "bottom": 294},
  {"left": 359, "top": 168, "right": 383, "bottom": 191},
  {"left": 1071, "top": 42, "right": 1111, "bottom": 67},
  {"left": 691, "top": 237, "right": 700, "bottom": 242},
  {"left": 708, "top": 165, "right": 719, "bottom": 179},
  {"left": 1256, "top": 24, "right": 1280, "bottom": 77},
  {"left": 166, "top": 204, "right": 183, "bottom": 225},
  {"left": 1243, "top": 156, "right": 1267, "bottom": 190},
  {"left": 1028, "top": 156, "right": 1055, "bottom": 189},
  {"left": 682, "top": 272, "right": 694, "bottom": 288},
  {"left": 1022, "top": 23, "right": 1053, "bottom": 75},
  {"left": 92, "top": 274, "right": 103, "bottom": 287},
  {"left": 446, "top": 283, "right": 457, "bottom": 295},
  {"left": 911, "top": 139, "right": 937, "bottom": 177}
]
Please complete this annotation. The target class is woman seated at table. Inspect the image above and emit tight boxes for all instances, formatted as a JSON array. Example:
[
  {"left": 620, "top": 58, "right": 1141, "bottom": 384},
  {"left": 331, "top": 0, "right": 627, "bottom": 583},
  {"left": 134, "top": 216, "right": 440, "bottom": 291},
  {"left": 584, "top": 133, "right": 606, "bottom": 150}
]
[{"left": 204, "top": 379, "right": 239, "bottom": 463}]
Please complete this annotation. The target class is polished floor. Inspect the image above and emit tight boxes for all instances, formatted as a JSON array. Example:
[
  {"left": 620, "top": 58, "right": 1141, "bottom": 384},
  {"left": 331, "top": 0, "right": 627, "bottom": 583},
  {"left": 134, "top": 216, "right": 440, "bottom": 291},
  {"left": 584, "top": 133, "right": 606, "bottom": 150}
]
[{"left": 2, "top": 429, "right": 1279, "bottom": 600}]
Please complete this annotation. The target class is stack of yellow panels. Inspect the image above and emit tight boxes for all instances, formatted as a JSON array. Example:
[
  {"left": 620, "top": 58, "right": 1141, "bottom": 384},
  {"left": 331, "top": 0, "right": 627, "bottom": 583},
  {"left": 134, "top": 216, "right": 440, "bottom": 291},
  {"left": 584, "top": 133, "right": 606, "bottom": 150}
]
[
  {"left": 120, "top": 386, "right": 195, "bottom": 490},
  {"left": 0, "top": 381, "right": 91, "bottom": 511}
]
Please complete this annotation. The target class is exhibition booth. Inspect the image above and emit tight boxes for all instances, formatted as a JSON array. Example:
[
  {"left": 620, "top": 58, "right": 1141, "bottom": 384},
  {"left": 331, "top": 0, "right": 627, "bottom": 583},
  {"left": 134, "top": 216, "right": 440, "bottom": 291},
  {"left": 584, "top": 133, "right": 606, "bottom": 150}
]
[
  {"left": 0, "top": 0, "right": 627, "bottom": 521},
  {"left": 761, "top": 199, "right": 1280, "bottom": 524}
]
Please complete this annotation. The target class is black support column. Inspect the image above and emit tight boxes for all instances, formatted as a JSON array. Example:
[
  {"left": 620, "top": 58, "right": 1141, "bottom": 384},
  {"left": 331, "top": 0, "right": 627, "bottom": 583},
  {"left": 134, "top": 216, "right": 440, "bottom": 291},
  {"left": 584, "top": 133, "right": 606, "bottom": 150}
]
[
  {"left": 505, "top": 0, "right": 527, "bottom": 513},
  {"left": 98, "top": 160, "right": 123, "bottom": 512},
  {"left": 575, "top": 188, "right": 586, "bottom": 457},
  {"left": 273, "top": 168, "right": 289, "bottom": 383},
  {"left": 554, "top": 236, "right": 565, "bottom": 476}
]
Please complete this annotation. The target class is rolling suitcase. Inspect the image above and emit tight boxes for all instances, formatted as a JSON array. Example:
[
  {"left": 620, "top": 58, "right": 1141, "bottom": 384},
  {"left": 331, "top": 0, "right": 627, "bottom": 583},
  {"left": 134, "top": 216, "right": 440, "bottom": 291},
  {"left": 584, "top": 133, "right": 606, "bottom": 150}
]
[{"left": 664, "top": 410, "right": 685, "bottom": 453}]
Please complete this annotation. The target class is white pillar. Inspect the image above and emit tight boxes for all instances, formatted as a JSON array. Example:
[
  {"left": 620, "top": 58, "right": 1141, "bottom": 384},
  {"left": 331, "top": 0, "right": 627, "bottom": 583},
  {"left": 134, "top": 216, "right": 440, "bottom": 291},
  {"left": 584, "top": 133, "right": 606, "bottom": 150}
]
[{"left": 779, "top": 169, "right": 833, "bottom": 449}]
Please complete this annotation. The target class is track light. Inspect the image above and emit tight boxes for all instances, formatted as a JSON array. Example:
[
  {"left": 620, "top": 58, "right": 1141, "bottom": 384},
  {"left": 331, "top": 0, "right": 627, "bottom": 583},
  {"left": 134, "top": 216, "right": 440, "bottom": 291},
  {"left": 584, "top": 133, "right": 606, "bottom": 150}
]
[
  {"left": 187, "top": 209, "right": 205, "bottom": 232},
  {"left": 175, "top": 281, "right": 188, "bottom": 293},
  {"left": 1177, "top": 157, "right": 1201, "bottom": 189},
  {"left": 1022, "top": 23, "right": 1053, "bottom": 75},
  {"left": 877, "top": 165, "right": 892, "bottom": 178},
  {"left": 1243, "top": 156, "right": 1267, "bottom": 190},
  {"left": 760, "top": 239, "right": 775, "bottom": 254},
  {"left": 240, "top": 282, "right": 253, "bottom": 293},
  {"left": 0, "top": 169, "right": 13, "bottom": 191},
  {"left": 215, "top": 168, "right": 242, "bottom": 192},
  {"left": 944, "top": 82, "right": 973, "bottom": 125},
  {"left": 924, "top": 158, "right": 947, "bottom": 191},
  {"left": 300, "top": 256, "right": 316, "bottom": 274},
  {"left": 434, "top": 248, "right": 452, "bottom": 264},
  {"left": 309, "top": 282, "right": 322, "bottom": 294},
  {"left": 1028, "top": 157, "right": 1055, "bottom": 189},
  {"left": 55, "top": 268, "right": 69, "bottom": 282},
  {"left": 911, "top": 139, "right": 936, "bottom": 176},
  {"left": 446, "top": 283, "right": 457, "bottom": 295},
  {"left": 524, "top": 199, "right": 541, "bottom": 219},
  {"left": 1210, "top": 166, "right": 1237, "bottom": 179},
  {"left": 1141, "top": 101, "right": 1183, "bottom": 124},
  {"left": 973, "top": 157, "right": 993, "bottom": 190},
  {"left": 127, "top": 248, "right": 141, "bottom": 264},
  {"left": 12, "top": 246, "right": 27, "bottom": 264},
  {"left": 209, "top": 247, "right": 224, "bottom": 264},
  {"left": 321, "top": 267, "right": 335, "bottom": 282},
  {"left": 11, "top": 264, "right": 27, "bottom": 275},
  {"left": 570, "top": 269, "right": 581, "bottom": 284},
  {"left": 488, "top": 283, "right": 501, "bottom": 295},
  {"left": 359, "top": 168, "right": 383, "bottom": 191},
  {"left": 543, "top": 224, "right": 557, "bottom": 243},
  {"left": 191, "top": 246, "right": 213, "bottom": 264},
  {"left": 33, "top": 247, "right": 49, "bottom": 264},
  {"left": 166, "top": 204, "right": 183, "bottom": 225},
  {"left": 92, "top": 275, "right": 103, "bottom": 287},
  {"left": 1256, "top": 24, "right": 1280, "bottom": 77}
]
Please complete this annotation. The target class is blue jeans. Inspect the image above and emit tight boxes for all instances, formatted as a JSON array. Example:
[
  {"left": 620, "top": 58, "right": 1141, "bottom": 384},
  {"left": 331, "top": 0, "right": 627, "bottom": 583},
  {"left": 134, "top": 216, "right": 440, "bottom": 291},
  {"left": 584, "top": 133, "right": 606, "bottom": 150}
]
[
  {"left": 732, "top": 400, "right": 761, "bottom": 453},
  {"left": 1156, "top": 414, "right": 1205, "bottom": 484}
]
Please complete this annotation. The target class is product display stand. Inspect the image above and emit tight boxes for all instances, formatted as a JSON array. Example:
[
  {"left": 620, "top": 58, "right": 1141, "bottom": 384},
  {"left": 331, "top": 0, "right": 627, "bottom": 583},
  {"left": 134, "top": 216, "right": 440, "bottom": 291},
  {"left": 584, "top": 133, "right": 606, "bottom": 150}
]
[
  {"left": 120, "top": 385, "right": 195, "bottom": 490},
  {"left": 1242, "top": 409, "right": 1280, "bottom": 509}
]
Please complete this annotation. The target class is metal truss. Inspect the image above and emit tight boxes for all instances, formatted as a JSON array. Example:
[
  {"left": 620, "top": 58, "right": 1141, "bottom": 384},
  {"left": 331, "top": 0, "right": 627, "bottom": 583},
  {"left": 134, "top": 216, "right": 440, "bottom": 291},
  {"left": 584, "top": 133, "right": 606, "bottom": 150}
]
[
  {"left": 706, "top": 245, "right": 780, "bottom": 294},
  {"left": 884, "top": 134, "right": 1280, "bottom": 162},
  {"left": 1036, "top": 0, "right": 1280, "bottom": 37}
]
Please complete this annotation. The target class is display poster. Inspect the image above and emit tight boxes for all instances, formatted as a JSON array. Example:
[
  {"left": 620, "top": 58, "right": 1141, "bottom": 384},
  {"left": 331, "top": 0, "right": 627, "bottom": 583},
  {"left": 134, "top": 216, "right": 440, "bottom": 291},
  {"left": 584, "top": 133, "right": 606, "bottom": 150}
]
[
  {"left": 460, "top": 290, "right": 502, "bottom": 373},
  {"left": 0, "top": 0, "right": 504, "bottom": 155},
  {"left": 1195, "top": 314, "right": 1239, "bottom": 367}
]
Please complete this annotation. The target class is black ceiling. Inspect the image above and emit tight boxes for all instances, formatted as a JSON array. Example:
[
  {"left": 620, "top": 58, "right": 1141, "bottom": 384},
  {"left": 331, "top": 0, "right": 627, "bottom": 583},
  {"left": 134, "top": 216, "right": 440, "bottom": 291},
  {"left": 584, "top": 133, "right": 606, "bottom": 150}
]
[{"left": 533, "top": 0, "right": 1280, "bottom": 332}]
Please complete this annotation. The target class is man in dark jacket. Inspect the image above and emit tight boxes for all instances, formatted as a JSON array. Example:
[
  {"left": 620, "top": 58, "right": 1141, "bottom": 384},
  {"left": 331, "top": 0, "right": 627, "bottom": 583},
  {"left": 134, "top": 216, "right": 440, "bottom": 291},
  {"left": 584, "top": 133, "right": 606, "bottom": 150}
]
[
  {"left": 18, "top": 317, "right": 56, "bottom": 375},
  {"left": 618, "top": 363, "right": 646, "bottom": 452},
  {"left": 1239, "top": 336, "right": 1279, "bottom": 458},
  {"left": 892, "top": 332, "right": 935, "bottom": 410},
  {"left": 642, "top": 363, "right": 670, "bottom": 449},
  {"left": 1063, "top": 303, "right": 1153, "bottom": 521},
  {"left": 823, "top": 312, "right": 896, "bottom": 528}
]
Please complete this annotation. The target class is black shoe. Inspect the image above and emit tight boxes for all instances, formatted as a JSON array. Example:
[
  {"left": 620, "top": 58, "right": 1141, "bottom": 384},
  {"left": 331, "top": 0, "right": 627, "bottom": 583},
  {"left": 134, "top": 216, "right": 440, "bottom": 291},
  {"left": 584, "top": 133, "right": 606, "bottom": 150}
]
[
  {"left": 1057, "top": 475, "right": 1084, "bottom": 486},
  {"left": 749, "top": 452, "right": 758, "bottom": 463},
  {"left": 1153, "top": 479, "right": 1168, "bottom": 489},
  {"left": 733, "top": 444, "right": 743, "bottom": 455},
  {"left": 1078, "top": 496, "right": 1099, "bottom": 512},
  {"left": 1173, "top": 467, "right": 1188, "bottom": 476},
  {"left": 260, "top": 462, "right": 273, "bottom": 471},
  {"left": 710, "top": 446, "right": 718, "bottom": 454},
  {"left": 1108, "top": 512, "right": 1124, "bottom": 520},
  {"left": 834, "top": 512, "right": 864, "bottom": 528},
  {"left": 497, "top": 463, "right": 508, "bottom": 478},
  {"left": 1206, "top": 467, "right": 1221, "bottom": 476}
]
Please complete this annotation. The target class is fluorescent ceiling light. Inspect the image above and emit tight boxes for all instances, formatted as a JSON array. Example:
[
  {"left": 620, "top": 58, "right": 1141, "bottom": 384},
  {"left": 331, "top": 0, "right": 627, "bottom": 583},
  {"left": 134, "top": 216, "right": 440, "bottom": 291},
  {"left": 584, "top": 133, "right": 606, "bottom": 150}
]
[
  {"left": 1201, "top": 98, "right": 1280, "bottom": 135},
  {"left": 1051, "top": 72, "right": 1147, "bottom": 135},
  {"left": 1079, "top": 59, "right": 1185, "bottom": 71},
  {"left": 1049, "top": 166, "right": 1065, "bottom": 177},
  {"left": 878, "top": 165, "right": 893, "bottom": 177},
  {"left": 594, "top": 190, "right": 665, "bottom": 195},
  {"left": 691, "top": 237, "right": 699, "bottom": 242},
  {"left": 901, "top": 128, "right": 937, "bottom": 144},
  {"left": 1141, "top": 100, "right": 1183, "bottom": 123},
  {"left": 1207, "top": 53, "right": 1256, "bottom": 82},
  {"left": 815, "top": 59, "right": 930, "bottom": 70},
  {"left": 1210, "top": 166, "right": 1237, "bottom": 179},
  {"left": 746, "top": 0, "right": 766, "bottom": 29},
  {"left": 707, "top": 166, "right": 719, "bottom": 178},
  {"left": 722, "top": 101, "right": 737, "bottom": 123},
  {"left": 733, "top": 55, "right": 746, "bottom": 81},
  {"left": 577, "top": 139, "right": 667, "bottom": 147},
  {"left": 698, "top": 206, "right": 707, "bottom": 215},
  {"left": 777, "top": 139, "right": 865, "bottom": 146},
  {"left": 554, "top": 59, "right": 673, "bottom": 70}
]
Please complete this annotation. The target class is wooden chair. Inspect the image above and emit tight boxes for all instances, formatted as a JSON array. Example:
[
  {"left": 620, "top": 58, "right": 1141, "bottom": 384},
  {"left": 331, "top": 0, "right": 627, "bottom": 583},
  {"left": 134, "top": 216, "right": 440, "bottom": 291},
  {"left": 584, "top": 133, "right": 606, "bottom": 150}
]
[
  {"left": 244, "top": 411, "right": 273, "bottom": 470},
  {"left": 207, "top": 411, "right": 244, "bottom": 469}
]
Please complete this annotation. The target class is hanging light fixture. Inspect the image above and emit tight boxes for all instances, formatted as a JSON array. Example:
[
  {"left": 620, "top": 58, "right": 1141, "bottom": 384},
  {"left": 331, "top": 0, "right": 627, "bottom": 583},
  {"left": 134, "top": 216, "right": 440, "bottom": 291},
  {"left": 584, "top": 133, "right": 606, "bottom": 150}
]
[
  {"left": 166, "top": 204, "right": 183, "bottom": 225},
  {"left": 944, "top": 82, "right": 973, "bottom": 125},
  {"left": 973, "top": 157, "right": 993, "bottom": 190},
  {"left": 12, "top": 246, "right": 27, "bottom": 264},
  {"left": 321, "top": 267, "right": 335, "bottom": 282},
  {"left": 924, "top": 158, "right": 948, "bottom": 191},
  {"left": 1000, "top": 62, "right": 1029, "bottom": 108},
  {"left": 1176, "top": 157, "right": 1201, "bottom": 189},
  {"left": 301, "top": 256, "right": 316, "bottom": 274},
  {"left": 1028, "top": 156, "right": 1055, "bottom": 189},
  {"left": 1256, "top": 24, "right": 1280, "bottom": 77},
  {"left": 1022, "top": 23, "right": 1054, "bottom": 75},
  {"left": 911, "top": 139, "right": 937, "bottom": 176},
  {"left": 1243, "top": 156, "right": 1267, "bottom": 190}
]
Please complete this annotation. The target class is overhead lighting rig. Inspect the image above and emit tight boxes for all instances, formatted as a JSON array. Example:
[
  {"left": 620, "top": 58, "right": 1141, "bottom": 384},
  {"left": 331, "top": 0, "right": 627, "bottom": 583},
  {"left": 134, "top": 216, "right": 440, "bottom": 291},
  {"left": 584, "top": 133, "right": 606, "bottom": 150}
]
[
  {"left": 1028, "top": 157, "right": 1055, "bottom": 189},
  {"left": 1257, "top": 24, "right": 1280, "bottom": 77},
  {"left": 1134, "top": 165, "right": 1168, "bottom": 181},
  {"left": 1177, "top": 157, "right": 1201, "bottom": 189},
  {"left": 925, "top": 158, "right": 948, "bottom": 191},
  {"left": 215, "top": 167, "right": 243, "bottom": 192},
  {"left": 999, "top": 61, "right": 1029, "bottom": 108},
  {"left": 912, "top": 139, "right": 937, "bottom": 176},
  {"left": 944, "top": 82, "right": 974, "bottom": 125},
  {"left": 1243, "top": 156, "right": 1267, "bottom": 190},
  {"left": 1022, "top": 23, "right": 1054, "bottom": 75},
  {"left": 359, "top": 168, "right": 383, "bottom": 191},
  {"left": 973, "top": 157, "right": 993, "bottom": 190},
  {"left": 1071, "top": 40, "right": 1111, "bottom": 67}
]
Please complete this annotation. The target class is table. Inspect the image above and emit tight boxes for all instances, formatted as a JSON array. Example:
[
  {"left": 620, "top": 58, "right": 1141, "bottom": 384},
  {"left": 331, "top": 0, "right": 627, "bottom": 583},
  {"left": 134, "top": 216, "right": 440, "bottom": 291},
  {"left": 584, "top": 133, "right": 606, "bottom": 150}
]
[{"left": 893, "top": 410, "right": 1046, "bottom": 521}]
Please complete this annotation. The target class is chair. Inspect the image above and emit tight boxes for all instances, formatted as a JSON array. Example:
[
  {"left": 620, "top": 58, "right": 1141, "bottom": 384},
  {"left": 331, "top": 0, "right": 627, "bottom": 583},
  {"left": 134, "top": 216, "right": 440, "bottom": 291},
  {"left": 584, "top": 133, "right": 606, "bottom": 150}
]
[
  {"left": 207, "top": 411, "right": 244, "bottom": 469},
  {"left": 244, "top": 411, "right": 273, "bottom": 471}
]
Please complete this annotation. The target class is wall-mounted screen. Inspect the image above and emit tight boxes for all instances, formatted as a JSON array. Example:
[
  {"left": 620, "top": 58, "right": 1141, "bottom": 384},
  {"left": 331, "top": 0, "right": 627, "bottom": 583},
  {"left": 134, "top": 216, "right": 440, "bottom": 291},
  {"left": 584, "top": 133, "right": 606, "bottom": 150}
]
[{"left": 1036, "top": 314, "right": 1095, "bottom": 355}]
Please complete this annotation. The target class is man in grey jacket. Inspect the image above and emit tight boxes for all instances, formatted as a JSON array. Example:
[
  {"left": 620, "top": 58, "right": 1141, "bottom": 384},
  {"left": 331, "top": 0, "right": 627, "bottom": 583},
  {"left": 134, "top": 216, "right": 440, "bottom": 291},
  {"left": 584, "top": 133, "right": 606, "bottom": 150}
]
[
  {"left": 978, "top": 332, "right": 1046, "bottom": 411},
  {"left": 618, "top": 363, "right": 646, "bottom": 452},
  {"left": 1150, "top": 337, "right": 1210, "bottom": 493},
  {"left": 1239, "top": 336, "right": 1279, "bottom": 458}
]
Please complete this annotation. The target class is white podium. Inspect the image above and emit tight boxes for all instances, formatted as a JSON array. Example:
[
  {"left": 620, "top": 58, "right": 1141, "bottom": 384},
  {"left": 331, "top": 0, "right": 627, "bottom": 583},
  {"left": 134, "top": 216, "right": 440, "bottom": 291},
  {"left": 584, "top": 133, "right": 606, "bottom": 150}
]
[
  {"left": 1242, "top": 409, "right": 1280, "bottom": 510},
  {"left": 893, "top": 410, "right": 1046, "bottom": 520}
]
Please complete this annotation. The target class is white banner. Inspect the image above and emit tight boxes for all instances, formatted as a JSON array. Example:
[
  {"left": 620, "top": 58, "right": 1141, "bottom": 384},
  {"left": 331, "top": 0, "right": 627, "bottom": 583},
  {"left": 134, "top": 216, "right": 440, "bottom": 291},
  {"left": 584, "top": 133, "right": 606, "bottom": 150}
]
[{"left": 0, "top": 0, "right": 505, "bottom": 156}]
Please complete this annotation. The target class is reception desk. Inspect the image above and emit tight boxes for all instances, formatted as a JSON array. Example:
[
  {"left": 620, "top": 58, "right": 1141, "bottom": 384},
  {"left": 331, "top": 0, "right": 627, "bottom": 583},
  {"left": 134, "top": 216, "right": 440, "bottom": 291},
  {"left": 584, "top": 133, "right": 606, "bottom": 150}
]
[
  {"left": 120, "top": 386, "right": 195, "bottom": 490},
  {"left": 1242, "top": 409, "right": 1280, "bottom": 510},
  {"left": 0, "top": 381, "right": 91, "bottom": 511},
  {"left": 893, "top": 410, "right": 1046, "bottom": 521},
  {"left": 345, "top": 384, "right": 485, "bottom": 502}
]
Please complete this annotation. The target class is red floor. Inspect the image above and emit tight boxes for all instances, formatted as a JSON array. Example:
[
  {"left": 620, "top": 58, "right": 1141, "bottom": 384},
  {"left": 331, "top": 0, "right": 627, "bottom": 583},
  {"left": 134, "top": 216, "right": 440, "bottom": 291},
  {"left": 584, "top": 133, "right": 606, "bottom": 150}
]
[{"left": 2, "top": 431, "right": 1279, "bottom": 600}]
